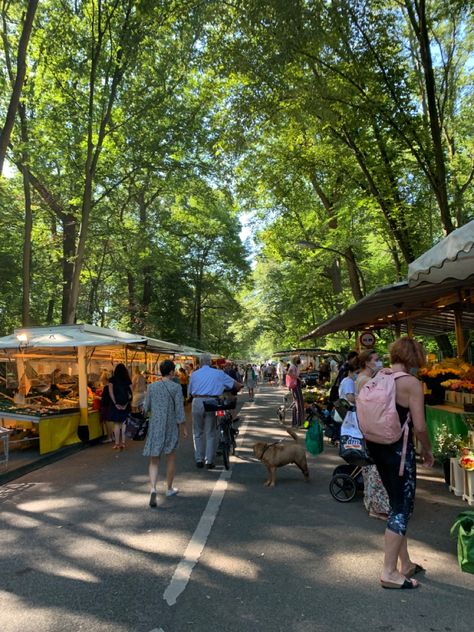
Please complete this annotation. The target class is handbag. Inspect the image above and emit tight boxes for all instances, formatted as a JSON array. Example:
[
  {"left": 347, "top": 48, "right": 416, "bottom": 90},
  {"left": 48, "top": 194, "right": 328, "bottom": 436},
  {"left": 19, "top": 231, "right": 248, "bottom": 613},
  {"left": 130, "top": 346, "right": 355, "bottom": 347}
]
[
  {"left": 125, "top": 412, "right": 149, "bottom": 441},
  {"left": 450, "top": 510, "right": 474, "bottom": 574},
  {"left": 339, "top": 412, "right": 371, "bottom": 465},
  {"left": 305, "top": 421, "right": 324, "bottom": 456}
]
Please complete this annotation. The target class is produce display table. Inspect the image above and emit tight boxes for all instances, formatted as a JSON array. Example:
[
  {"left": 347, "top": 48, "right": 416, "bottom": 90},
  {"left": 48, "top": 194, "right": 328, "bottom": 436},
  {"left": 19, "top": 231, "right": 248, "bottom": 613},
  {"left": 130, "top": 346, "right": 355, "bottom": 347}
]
[
  {"left": 425, "top": 404, "right": 469, "bottom": 446},
  {"left": 0, "top": 410, "right": 81, "bottom": 455}
]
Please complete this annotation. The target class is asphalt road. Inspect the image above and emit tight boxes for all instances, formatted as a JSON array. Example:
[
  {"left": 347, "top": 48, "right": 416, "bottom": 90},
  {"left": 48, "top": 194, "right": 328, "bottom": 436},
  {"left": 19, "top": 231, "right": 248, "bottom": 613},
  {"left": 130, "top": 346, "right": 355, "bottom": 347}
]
[{"left": 0, "top": 385, "right": 472, "bottom": 632}]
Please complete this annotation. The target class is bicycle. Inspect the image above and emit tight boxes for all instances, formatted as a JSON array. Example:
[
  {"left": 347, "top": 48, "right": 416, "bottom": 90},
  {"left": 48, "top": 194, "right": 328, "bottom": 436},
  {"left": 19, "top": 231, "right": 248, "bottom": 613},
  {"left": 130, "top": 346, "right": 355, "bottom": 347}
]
[{"left": 203, "top": 397, "right": 240, "bottom": 470}]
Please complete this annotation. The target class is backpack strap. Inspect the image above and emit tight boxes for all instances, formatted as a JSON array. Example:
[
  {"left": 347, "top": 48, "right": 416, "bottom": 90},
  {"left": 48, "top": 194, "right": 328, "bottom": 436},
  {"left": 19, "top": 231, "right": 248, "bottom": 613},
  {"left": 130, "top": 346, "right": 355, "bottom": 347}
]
[
  {"left": 391, "top": 370, "right": 410, "bottom": 475},
  {"left": 398, "top": 413, "right": 411, "bottom": 476}
]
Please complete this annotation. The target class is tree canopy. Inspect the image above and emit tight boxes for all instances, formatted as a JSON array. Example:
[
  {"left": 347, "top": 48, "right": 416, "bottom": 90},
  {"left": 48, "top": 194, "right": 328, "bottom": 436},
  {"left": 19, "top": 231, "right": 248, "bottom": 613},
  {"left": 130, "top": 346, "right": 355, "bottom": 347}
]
[{"left": 1, "top": 0, "right": 473, "bottom": 357}]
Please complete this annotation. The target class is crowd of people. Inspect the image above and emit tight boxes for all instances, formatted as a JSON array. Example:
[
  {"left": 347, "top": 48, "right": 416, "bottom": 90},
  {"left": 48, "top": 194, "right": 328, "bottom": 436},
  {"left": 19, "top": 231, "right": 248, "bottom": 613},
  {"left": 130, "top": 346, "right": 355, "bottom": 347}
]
[
  {"left": 284, "top": 339, "right": 434, "bottom": 590},
  {"left": 93, "top": 338, "right": 434, "bottom": 590}
]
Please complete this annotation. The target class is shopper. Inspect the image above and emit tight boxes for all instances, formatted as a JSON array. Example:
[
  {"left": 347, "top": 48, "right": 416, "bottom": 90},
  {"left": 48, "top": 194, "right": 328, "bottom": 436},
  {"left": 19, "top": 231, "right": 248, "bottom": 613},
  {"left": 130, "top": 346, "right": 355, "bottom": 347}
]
[
  {"left": 286, "top": 356, "right": 304, "bottom": 427},
  {"left": 177, "top": 367, "right": 189, "bottom": 401},
  {"left": 98, "top": 370, "right": 113, "bottom": 443},
  {"left": 244, "top": 364, "right": 256, "bottom": 401},
  {"left": 108, "top": 363, "right": 132, "bottom": 450},
  {"left": 355, "top": 350, "right": 389, "bottom": 520},
  {"left": 364, "top": 337, "right": 434, "bottom": 589},
  {"left": 131, "top": 366, "right": 147, "bottom": 412},
  {"left": 276, "top": 360, "right": 285, "bottom": 386},
  {"left": 189, "top": 353, "right": 242, "bottom": 469},
  {"left": 143, "top": 359, "right": 187, "bottom": 507}
]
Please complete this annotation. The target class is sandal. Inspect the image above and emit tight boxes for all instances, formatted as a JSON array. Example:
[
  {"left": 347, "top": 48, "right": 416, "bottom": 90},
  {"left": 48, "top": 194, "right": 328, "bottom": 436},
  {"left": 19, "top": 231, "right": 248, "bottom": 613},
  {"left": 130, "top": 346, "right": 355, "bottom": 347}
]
[
  {"left": 405, "top": 564, "right": 425, "bottom": 579},
  {"left": 380, "top": 578, "right": 418, "bottom": 589}
]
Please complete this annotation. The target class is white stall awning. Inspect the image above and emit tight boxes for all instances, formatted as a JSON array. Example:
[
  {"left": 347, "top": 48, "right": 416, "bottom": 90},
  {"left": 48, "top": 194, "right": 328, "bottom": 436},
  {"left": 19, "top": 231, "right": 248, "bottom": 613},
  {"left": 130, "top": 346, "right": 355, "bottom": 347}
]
[
  {"left": 0, "top": 324, "right": 147, "bottom": 349},
  {"left": 408, "top": 220, "right": 474, "bottom": 287}
]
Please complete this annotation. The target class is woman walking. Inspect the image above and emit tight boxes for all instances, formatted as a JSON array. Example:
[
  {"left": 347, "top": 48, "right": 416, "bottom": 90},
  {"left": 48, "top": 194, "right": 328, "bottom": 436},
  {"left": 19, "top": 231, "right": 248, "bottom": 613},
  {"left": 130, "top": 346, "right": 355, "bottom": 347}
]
[
  {"left": 365, "top": 338, "right": 433, "bottom": 589},
  {"left": 286, "top": 356, "right": 304, "bottom": 427},
  {"left": 108, "top": 364, "right": 132, "bottom": 450},
  {"left": 244, "top": 364, "right": 256, "bottom": 401},
  {"left": 143, "top": 359, "right": 187, "bottom": 507}
]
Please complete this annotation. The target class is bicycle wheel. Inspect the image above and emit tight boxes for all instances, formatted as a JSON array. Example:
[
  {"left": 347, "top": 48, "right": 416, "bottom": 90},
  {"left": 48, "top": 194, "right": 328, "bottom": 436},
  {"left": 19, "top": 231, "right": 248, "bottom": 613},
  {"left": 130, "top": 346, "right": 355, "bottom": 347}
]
[
  {"left": 221, "top": 441, "right": 230, "bottom": 470},
  {"left": 329, "top": 473, "right": 356, "bottom": 502}
]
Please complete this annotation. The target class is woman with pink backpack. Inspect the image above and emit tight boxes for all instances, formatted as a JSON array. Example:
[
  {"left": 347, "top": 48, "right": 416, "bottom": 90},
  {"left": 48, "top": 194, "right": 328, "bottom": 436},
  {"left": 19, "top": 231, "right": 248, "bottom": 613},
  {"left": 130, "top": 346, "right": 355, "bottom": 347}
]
[{"left": 357, "top": 337, "right": 434, "bottom": 590}]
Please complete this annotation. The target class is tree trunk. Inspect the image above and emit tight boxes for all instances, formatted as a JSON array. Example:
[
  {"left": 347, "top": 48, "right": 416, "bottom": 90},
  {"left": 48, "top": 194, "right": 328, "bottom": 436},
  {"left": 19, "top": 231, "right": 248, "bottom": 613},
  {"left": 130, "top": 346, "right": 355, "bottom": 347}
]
[
  {"left": 343, "top": 128, "right": 415, "bottom": 263},
  {"left": 0, "top": 0, "right": 39, "bottom": 174},
  {"left": 404, "top": 0, "right": 453, "bottom": 234},
  {"left": 46, "top": 298, "right": 55, "bottom": 325},
  {"left": 127, "top": 271, "right": 137, "bottom": 331},
  {"left": 325, "top": 259, "right": 343, "bottom": 312},
  {"left": 435, "top": 334, "right": 453, "bottom": 358},
  {"left": 344, "top": 247, "right": 364, "bottom": 300},
  {"left": 19, "top": 104, "right": 32, "bottom": 326},
  {"left": 61, "top": 214, "right": 77, "bottom": 323}
]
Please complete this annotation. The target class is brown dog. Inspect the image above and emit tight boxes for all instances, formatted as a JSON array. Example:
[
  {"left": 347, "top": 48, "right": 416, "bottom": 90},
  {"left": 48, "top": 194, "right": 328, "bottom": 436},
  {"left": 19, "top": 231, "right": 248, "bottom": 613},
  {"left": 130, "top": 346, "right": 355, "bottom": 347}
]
[{"left": 253, "top": 428, "right": 309, "bottom": 487}]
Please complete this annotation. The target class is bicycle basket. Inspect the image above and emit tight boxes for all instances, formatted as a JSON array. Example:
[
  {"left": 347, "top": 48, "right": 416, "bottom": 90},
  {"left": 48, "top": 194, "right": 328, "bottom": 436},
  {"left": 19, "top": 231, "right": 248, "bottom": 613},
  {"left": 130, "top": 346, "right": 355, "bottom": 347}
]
[{"left": 203, "top": 398, "right": 236, "bottom": 412}]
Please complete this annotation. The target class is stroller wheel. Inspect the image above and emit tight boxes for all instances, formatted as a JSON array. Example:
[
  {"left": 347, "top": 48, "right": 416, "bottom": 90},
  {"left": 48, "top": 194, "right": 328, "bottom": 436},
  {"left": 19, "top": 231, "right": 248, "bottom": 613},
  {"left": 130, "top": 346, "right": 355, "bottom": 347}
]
[{"left": 329, "top": 473, "right": 357, "bottom": 502}]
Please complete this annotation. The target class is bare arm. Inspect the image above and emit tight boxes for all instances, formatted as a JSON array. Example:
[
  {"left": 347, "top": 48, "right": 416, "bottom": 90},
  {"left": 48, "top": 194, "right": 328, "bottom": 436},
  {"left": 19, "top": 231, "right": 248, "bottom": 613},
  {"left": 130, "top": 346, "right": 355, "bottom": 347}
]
[{"left": 407, "top": 378, "right": 434, "bottom": 467}]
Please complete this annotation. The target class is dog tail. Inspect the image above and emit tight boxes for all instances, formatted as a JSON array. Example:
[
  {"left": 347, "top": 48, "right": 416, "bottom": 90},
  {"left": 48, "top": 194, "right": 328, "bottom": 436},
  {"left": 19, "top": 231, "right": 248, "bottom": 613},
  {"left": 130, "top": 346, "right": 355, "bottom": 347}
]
[{"left": 285, "top": 427, "right": 298, "bottom": 441}]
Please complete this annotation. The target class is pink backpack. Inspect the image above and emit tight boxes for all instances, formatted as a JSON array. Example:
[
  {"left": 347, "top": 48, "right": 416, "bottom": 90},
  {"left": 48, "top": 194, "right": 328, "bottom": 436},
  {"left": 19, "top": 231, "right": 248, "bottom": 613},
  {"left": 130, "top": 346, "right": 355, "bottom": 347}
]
[{"left": 356, "top": 369, "right": 411, "bottom": 476}]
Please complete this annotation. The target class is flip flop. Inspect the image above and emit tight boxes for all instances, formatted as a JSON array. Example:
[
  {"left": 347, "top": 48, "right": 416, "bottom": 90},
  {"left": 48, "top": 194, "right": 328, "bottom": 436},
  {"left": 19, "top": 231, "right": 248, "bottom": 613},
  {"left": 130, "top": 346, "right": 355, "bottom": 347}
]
[
  {"left": 380, "top": 578, "right": 418, "bottom": 590},
  {"left": 405, "top": 564, "right": 425, "bottom": 579}
]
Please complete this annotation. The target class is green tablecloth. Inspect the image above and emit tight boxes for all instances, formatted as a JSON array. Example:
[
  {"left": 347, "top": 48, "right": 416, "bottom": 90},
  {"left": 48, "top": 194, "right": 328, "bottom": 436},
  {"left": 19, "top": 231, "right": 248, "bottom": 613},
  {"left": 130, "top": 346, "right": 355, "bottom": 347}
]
[{"left": 425, "top": 405, "right": 470, "bottom": 445}]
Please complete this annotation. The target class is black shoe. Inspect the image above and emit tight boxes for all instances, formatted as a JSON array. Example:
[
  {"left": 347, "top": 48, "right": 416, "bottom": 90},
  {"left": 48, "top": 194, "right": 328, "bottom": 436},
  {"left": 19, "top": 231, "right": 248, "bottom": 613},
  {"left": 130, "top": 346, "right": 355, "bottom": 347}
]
[
  {"left": 206, "top": 463, "right": 215, "bottom": 470},
  {"left": 149, "top": 491, "right": 157, "bottom": 507},
  {"left": 196, "top": 461, "right": 204, "bottom": 469}
]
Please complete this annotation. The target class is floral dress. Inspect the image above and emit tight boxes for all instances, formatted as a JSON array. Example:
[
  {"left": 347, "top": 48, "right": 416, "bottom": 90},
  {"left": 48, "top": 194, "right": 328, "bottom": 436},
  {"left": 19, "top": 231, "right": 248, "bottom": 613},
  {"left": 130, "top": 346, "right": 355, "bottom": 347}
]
[{"left": 143, "top": 380, "right": 185, "bottom": 457}]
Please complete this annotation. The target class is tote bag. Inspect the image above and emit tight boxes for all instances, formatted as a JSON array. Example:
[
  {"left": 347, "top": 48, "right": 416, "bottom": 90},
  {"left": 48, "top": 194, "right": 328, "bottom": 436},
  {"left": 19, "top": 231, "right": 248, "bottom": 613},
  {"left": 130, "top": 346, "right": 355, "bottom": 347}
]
[{"left": 451, "top": 510, "right": 474, "bottom": 574}]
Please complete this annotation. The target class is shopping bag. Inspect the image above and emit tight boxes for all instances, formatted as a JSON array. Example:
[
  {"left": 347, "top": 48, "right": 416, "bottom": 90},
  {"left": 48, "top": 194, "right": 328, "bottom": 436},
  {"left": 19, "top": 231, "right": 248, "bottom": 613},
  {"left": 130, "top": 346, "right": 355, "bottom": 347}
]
[
  {"left": 339, "top": 412, "right": 371, "bottom": 466},
  {"left": 450, "top": 511, "right": 474, "bottom": 574},
  {"left": 125, "top": 413, "right": 149, "bottom": 441},
  {"left": 305, "top": 421, "right": 324, "bottom": 456}
]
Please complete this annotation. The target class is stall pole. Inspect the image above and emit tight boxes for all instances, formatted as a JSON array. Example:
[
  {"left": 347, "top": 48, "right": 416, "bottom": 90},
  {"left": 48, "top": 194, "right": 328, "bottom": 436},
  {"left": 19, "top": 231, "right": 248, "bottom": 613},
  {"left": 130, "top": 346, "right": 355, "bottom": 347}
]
[
  {"left": 406, "top": 319, "right": 414, "bottom": 338},
  {"left": 77, "top": 346, "right": 89, "bottom": 426},
  {"left": 454, "top": 307, "right": 466, "bottom": 359}
]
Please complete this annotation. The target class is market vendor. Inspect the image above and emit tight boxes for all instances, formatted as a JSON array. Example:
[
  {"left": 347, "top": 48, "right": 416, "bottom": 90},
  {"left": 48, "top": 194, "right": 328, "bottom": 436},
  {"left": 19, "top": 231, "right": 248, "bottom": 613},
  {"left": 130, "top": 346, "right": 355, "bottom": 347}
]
[{"left": 49, "top": 368, "right": 74, "bottom": 400}]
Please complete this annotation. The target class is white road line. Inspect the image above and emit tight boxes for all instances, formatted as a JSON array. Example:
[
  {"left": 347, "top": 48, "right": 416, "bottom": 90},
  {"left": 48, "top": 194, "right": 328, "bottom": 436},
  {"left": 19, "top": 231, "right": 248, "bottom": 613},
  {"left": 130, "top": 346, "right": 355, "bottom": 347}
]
[{"left": 162, "top": 416, "right": 249, "bottom": 607}]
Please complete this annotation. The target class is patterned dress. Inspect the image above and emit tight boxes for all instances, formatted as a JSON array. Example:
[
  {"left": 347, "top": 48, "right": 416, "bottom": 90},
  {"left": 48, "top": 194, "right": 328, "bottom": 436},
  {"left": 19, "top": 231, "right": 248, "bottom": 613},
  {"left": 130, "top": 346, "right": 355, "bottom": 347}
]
[{"left": 143, "top": 380, "right": 185, "bottom": 457}]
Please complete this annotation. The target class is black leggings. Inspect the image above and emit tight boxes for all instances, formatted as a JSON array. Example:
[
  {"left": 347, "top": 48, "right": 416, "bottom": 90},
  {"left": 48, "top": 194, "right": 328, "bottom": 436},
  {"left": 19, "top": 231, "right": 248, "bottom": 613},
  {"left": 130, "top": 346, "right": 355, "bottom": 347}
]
[{"left": 366, "top": 438, "right": 416, "bottom": 536}]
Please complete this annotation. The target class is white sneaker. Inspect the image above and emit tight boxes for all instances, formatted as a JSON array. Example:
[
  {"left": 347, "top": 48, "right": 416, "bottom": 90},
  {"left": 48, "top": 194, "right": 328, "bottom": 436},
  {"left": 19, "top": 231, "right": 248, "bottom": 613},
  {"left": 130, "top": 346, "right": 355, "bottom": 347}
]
[{"left": 166, "top": 488, "right": 179, "bottom": 497}]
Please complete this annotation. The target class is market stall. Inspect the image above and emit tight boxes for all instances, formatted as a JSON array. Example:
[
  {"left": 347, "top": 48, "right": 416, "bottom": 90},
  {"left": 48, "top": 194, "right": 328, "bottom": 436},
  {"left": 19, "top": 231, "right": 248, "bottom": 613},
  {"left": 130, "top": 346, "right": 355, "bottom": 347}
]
[
  {"left": 299, "top": 275, "right": 474, "bottom": 459},
  {"left": 0, "top": 324, "right": 180, "bottom": 455}
]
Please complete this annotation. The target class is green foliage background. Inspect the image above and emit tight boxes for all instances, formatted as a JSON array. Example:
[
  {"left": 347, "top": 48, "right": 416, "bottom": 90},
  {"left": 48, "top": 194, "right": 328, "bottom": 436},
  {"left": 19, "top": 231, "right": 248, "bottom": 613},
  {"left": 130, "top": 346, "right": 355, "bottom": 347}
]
[{"left": 1, "top": 0, "right": 473, "bottom": 359}]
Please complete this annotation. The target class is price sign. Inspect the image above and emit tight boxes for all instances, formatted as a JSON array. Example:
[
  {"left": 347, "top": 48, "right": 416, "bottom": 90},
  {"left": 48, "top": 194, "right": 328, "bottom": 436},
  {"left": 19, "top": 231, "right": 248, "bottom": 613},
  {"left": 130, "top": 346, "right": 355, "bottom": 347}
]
[{"left": 359, "top": 331, "right": 376, "bottom": 348}]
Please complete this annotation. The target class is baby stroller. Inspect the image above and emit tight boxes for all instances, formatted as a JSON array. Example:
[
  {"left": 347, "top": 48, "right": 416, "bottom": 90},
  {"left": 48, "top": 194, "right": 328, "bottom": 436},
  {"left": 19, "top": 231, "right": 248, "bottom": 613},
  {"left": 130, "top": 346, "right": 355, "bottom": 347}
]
[
  {"left": 329, "top": 463, "right": 365, "bottom": 502},
  {"left": 329, "top": 424, "right": 372, "bottom": 502}
]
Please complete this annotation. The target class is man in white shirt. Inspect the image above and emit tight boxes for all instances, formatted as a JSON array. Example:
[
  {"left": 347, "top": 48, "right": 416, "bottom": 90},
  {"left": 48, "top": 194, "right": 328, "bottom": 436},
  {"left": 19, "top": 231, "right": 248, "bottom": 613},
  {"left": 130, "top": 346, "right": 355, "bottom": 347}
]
[{"left": 189, "top": 353, "right": 243, "bottom": 469}]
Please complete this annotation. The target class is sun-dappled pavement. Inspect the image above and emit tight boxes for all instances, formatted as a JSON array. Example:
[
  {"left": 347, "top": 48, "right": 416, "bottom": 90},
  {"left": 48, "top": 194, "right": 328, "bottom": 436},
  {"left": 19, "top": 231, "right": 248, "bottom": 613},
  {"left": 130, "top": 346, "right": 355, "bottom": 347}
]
[{"left": 0, "top": 384, "right": 472, "bottom": 632}]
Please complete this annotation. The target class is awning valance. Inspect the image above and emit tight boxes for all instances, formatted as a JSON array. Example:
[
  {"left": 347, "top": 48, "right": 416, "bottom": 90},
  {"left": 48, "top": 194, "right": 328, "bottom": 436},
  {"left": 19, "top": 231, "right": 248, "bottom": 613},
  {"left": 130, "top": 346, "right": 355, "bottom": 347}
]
[
  {"left": 301, "top": 275, "right": 474, "bottom": 340},
  {"left": 408, "top": 220, "right": 474, "bottom": 287}
]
